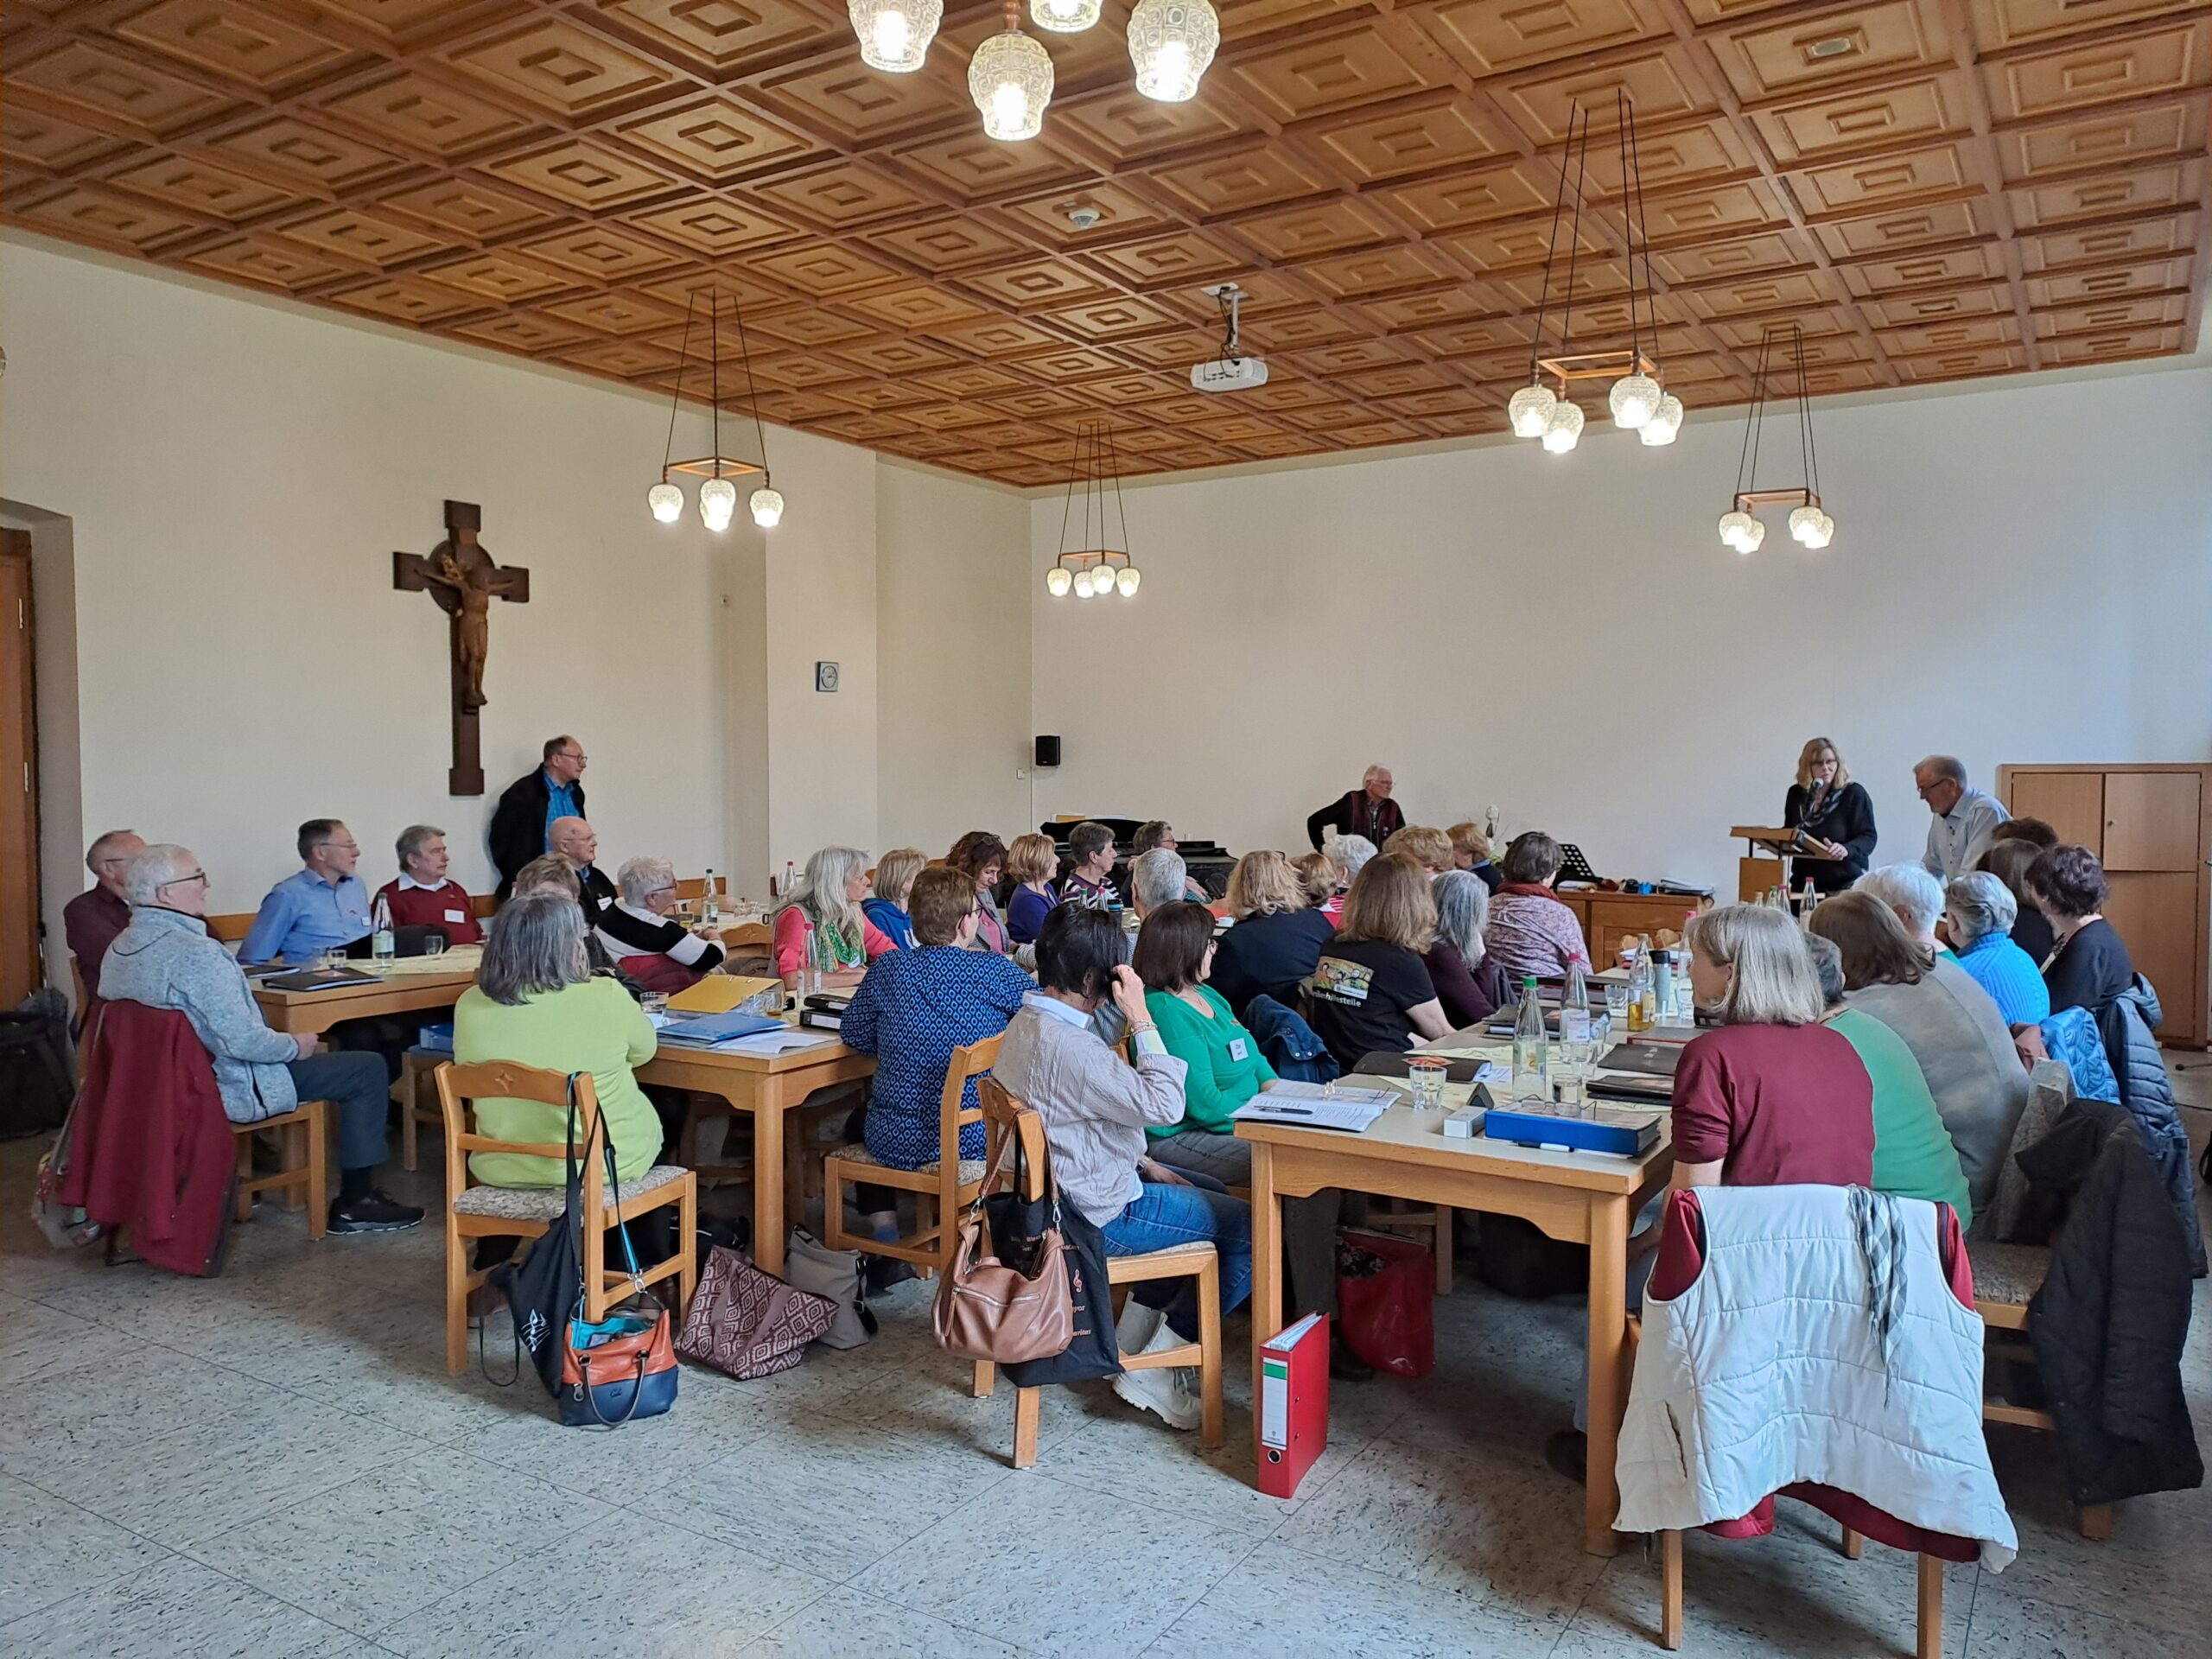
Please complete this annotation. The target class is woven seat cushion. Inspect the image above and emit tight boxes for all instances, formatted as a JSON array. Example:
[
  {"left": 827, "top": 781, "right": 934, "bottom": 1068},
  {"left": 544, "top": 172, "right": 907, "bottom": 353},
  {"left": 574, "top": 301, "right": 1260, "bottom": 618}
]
[
  {"left": 1968, "top": 1242, "right": 2050, "bottom": 1308},
  {"left": 453, "top": 1162, "right": 688, "bottom": 1221},
  {"left": 825, "top": 1143, "right": 986, "bottom": 1185}
]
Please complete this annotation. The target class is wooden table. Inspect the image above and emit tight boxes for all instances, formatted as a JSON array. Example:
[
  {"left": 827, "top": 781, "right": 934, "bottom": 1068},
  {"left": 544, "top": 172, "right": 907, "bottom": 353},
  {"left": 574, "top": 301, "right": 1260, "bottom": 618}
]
[
  {"left": 636, "top": 1038, "right": 876, "bottom": 1277},
  {"left": 1238, "top": 1093, "right": 1673, "bottom": 1557},
  {"left": 251, "top": 958, "right": 479, "bottom": 1036}
]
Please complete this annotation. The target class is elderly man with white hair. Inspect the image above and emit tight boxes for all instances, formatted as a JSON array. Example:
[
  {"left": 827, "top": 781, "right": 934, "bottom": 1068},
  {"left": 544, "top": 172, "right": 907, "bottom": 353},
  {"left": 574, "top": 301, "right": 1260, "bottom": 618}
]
[
  {"left": 99, "top": 844, "right": 423, "bottom": 1234},
  {"left": 1915, "top": 754, "right": 2010, "bottom": 880},
  {"left": 373, "top": 823, "right": 483, "bottom": 945},
  {"left": 1128, "top": 848, "right": 1192, "bottom": 921},
  {"left": 1308, "top": 763, "right": 1405, "bottom": 851},
  {"left": 595, "top": 855, "right": 726, "bottom": 993},
  {"left": 548, "top": 816, "right": 617, "bottom": 911},
  {"left": 1855, "top": 862, "right": 1947, "bottom": 952},
  {"left": 1944, "top": 872, "right": 2050, "bottom": 1027}
]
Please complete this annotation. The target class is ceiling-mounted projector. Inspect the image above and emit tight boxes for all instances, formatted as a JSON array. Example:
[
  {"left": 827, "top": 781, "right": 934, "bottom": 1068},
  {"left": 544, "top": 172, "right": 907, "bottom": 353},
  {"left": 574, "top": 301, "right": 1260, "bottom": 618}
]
[{"left": 1191, "top": 283, "right": 1267, "bottom": 393}]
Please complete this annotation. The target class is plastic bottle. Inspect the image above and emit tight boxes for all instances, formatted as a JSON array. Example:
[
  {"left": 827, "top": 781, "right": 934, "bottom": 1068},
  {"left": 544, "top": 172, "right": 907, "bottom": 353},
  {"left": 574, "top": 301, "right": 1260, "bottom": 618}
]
[
  {"left": 370, "top": 892, "right": 395, "bottom": 970},
  {"left": 1511, "top": 976, "right": 1550, "bottom": 1104}
]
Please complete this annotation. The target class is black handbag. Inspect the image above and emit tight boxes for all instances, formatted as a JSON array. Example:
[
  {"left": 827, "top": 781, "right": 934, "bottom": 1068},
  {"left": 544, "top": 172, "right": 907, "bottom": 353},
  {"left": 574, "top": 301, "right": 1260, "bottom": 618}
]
[
  {"left": 488, "top": 1079, "right": 593, "bottom": 1396},
  {"left": 984, "top": 1149, "right": 1120, "bottom": 1387}
]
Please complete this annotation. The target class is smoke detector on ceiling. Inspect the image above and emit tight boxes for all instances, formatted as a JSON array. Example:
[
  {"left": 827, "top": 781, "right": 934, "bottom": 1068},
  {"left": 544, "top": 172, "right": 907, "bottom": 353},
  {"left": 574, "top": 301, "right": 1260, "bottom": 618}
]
[
  {"left": 1190, "top": 283, "right": 1268, "bottom": 393},
  {"left": 1065, "top": 204, "right": 1102, "bottom": 230}
]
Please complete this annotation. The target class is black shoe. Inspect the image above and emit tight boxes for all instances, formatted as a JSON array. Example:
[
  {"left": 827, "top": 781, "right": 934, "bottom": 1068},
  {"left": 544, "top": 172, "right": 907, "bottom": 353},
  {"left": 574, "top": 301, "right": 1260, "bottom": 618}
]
[
  {"left": 1545, "top": 1428, "right": 1588, "bottom": 1486},
  {"left": 1329, "top": 1333, "right": 1375, "bottom": 1382},
  {"left": 862, "top": 1253, "right": 917, "bottom": 1296},
  {"left": 327, "top": 1189, "right": 425, "bottom": 1235}
]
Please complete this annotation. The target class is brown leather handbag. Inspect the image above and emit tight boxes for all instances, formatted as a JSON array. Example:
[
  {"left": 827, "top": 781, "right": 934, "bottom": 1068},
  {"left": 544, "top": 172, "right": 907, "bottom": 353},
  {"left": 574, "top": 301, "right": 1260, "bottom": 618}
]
[{"left": 931, "top": 1153, "right": 1075, "bottom": 1364}]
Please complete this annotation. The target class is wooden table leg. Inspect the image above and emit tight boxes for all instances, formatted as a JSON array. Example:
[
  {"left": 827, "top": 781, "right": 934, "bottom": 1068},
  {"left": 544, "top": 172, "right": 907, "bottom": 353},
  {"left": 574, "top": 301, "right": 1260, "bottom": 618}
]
[
  {"left": 1249, "top": 1140, "right": 1282, "bottom": 1408},
  {"left": 1584, "top": 1191, "right": 1628, "bottom": 1557},
  {"left": 753, "top": 1080, "right": 785, "bottom": 1278}
]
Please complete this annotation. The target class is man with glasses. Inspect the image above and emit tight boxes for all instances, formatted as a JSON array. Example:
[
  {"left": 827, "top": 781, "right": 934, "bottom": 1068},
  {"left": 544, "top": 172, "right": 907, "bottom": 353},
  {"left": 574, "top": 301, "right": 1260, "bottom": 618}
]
[
  {"left": 240, "top": 820, "right": 374, "bottom": 965},
  {"left": 1914, "top": 754, "right": 2010, "bottom": 882},
  {"left": 99, "top": 845, "right": 424, "bottom": 1234},
  {"left": 64, "top": 829, "right": 147, "bottom": 999},
  {"left": 489, "top": 734, "right": 588, "bottom": 899}
]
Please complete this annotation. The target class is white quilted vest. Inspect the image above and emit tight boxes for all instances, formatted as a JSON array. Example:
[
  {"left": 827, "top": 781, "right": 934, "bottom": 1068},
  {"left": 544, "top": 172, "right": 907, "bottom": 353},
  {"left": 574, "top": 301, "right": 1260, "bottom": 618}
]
[{"left": 1614, "top": 1185, "right": 2017, "bottom": 1569}]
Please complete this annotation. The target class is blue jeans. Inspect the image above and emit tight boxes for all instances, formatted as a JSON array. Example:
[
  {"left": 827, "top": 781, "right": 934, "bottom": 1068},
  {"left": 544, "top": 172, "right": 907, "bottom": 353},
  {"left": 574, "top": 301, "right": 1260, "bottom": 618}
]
[
  {"left": 287, "top": 1051, "right": 390, "bottom": 1172},
  {"left": 1100, "top": 1180, "right": 1252, "bottom": 1341}
]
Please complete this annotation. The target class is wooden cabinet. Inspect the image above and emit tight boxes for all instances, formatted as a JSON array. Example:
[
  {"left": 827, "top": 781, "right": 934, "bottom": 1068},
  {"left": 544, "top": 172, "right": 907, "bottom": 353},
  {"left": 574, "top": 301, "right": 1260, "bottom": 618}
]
[
  {"left": 1998, "top": 764, "right": 2212, "bottom": 1047},
  {"left": 1559, "top": 892, "right": 1705, "bottom": 969}
]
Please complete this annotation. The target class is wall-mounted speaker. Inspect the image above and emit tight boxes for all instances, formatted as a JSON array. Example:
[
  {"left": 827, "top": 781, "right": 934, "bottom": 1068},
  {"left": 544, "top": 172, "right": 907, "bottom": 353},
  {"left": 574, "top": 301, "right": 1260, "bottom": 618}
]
[{"left": 1034, "top": 735, "right": 1061, "bottom": 768}]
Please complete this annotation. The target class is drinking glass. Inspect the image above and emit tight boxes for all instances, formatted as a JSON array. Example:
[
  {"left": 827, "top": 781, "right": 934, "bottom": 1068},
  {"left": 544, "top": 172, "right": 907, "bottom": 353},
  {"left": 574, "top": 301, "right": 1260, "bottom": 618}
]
[
  {"left": 642, "top": 992, "right": 670, "bottom": 1026},
  {"left": 316, "top": 948, "right": 346, "bottom": 971},
  {"left": 1555, "top": 1037, "right": 1595, "bottom": 1113},
  {"left": 421, "top": 934, "right": 446, "bottom": 959},
  {"left": 1407, "top": 1055, "right": 1450, "bottom": 1115},
  {"left": 1603, "top": 982, "right": 1630, "bottom": 1025}
]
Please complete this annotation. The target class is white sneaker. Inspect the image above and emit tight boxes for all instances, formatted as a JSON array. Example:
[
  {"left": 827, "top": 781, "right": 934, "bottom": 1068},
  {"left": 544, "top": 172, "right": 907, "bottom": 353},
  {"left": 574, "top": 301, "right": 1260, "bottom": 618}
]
[
  {"left": 1113, "top": 1326, "right": 1202, "bottom": 1432},
  {"left": 1114, "top": 1296, "right": 1164, "bottom": 1357}
]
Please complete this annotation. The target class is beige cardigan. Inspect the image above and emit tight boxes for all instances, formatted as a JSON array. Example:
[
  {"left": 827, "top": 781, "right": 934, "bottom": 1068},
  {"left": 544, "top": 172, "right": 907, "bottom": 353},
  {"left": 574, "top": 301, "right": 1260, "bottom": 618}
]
[{"left": 995, "top": 1004, "right": 1188, "bottom": 1225}]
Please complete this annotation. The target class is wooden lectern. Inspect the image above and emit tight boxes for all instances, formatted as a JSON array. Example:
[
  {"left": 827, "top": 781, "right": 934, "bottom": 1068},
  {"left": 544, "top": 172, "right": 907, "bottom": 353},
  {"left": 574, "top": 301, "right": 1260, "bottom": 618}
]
[{"left": 1730, "top": 826, "right": 1807, "bottom": 903}]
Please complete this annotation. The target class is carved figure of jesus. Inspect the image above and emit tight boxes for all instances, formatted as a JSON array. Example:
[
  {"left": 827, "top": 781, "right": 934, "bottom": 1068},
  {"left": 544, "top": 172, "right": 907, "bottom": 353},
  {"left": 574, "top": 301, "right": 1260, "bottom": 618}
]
[{"left": 420, "top": 549, "right": 494, "bottom": 709}]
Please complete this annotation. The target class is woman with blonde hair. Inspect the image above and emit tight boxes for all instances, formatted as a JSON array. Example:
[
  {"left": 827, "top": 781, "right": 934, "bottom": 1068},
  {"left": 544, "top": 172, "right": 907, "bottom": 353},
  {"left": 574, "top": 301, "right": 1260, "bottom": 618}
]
[
  {"left": 1303, "top": 853, "right": 1452, "bottom": 1071},
  {"left": 1211, "top": 849, "right": 1338, "bottom": 1018},
  {"left": 1783, "top": 735, "right": 1878, "bottom": 895},
  {"left": 772, "top": 845, "right": 893, "bottom": 988},
  {"left": 1291, "top": 850, "right": 1340, "bottom": 912},
  {"left": 861, "top": 847, "right": 926, "bottom": 951},
  {"left": 1383, "top": 824, "right": 1454, "bottom": 876},
  {"left": 1003, "top": 831, "right": 1062, "bottom": 948},
  {"left": 1447, "top": 822, "right": 1502, "bottom": 892}
]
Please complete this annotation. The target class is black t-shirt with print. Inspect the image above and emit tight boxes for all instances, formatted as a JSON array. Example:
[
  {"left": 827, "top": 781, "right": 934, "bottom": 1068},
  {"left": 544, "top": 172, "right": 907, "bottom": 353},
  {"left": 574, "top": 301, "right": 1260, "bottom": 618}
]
[{"left": 1304, "top": 938, "right": 1435, "bottom": 1071}]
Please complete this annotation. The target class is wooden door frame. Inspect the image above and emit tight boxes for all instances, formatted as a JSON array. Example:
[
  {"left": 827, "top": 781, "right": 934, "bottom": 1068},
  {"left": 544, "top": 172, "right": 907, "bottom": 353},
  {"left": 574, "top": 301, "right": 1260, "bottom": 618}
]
[{"left": 0, "top": 530, "right": 41, "bottom": 1006}]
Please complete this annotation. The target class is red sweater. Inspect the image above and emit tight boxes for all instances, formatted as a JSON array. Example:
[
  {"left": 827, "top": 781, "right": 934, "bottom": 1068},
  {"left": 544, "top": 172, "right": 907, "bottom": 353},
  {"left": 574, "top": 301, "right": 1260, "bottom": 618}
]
[{"left": 373, "top": 878, "right": 484, "bottom": 944}]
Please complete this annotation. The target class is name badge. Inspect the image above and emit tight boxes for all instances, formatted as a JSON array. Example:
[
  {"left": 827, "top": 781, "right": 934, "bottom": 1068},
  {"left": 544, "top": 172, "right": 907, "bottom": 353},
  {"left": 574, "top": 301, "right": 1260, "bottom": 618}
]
[
  {"left": 444, "top": 909, "right": 467, "bottom": 924},
  {"left": 1228, "top": 1037, "right": 1249, "bottom": 1063}
]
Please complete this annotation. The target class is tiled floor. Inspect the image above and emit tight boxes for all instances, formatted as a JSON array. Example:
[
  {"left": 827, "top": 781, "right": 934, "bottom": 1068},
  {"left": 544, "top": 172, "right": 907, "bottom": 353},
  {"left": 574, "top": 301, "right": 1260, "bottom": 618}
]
[{"left": 3, "top": 1089, "right": 2208, "bottom": 1659}]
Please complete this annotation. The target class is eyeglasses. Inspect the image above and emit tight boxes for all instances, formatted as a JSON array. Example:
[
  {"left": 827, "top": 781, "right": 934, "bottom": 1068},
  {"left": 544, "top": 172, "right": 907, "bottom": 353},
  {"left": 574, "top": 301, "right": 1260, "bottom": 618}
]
[{"left": 159, "top": 870, "right": 208, "bottom": 888}]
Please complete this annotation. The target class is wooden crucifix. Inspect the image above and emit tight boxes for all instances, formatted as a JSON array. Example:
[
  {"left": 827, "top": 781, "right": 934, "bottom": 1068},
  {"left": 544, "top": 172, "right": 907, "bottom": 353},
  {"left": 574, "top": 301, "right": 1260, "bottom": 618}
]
[{"left": 393, "top": 500, "right": 529, "bottom": 797}]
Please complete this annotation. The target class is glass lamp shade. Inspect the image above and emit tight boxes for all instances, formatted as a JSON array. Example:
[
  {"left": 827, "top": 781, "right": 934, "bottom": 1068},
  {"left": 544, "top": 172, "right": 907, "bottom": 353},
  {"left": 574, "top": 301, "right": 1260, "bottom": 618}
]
[
  {"left": 1030, "top": 0, "right": 1098, "bottom": 30},
  {"left": 1801, "top": 510, "right": 1834, "bottom": 550},
  {"left": 1046, "top": 565, "right": 1072, "bottom": 597},
  {"left": 1073, "top": 568, "right": 1097, "bottom": 598},
  {"left": 750, "top": 486, "right": 785, "bottom": 529},
  {"left": 1608, "top": 372, "right": 1663, "bottom": 429},
  {"left": 1116, "top": 565, "right": 1141, "bottom": 596},
  {"left": 969, "top": 27, "right": 1053, "bottom": 140},
  {"left": 1788, "top": 504, "right": 1821, "bottom": 544},
  {"left": 1639, "top": 393, "right": 1684, "bottom": 447},
  {"left": 1128, "top": 0, "right": 1220, "bottom": 102},
  {"left": 1719, "top": 509, "right": 1758, "bottom": 551},
  {"left": 698, "top": 476, "right": 737, "bottom": 531},
  {"left": 1540, "top": 399, "right": 1584, "bottom": 453},
  {"left": 850, "top": 0, "right": 941, "bottom": 72},
  {"left": 646, "top": 481, "right": 683, "bottom": 524},
  {"left": 1507, "top": 383, "right": 1556, "bottom": 439}
]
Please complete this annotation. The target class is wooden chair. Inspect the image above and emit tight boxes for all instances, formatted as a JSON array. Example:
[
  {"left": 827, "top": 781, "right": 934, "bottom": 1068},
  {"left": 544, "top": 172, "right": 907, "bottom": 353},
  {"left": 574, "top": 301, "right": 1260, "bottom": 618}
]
[
  {"left": 232, "top": 1099, "right": 328, "bottom": 1241},
  {"left": 435, "top": 1059, "right": 697, "bottom": 1374},
  {"left": 1967, "top": 1240, "right": 2114, "bottom": 1541},
  {"left": 397, "top": 1046, "right": 445, "bottom": 1172},
  {"left": 1369, "top": 1199, "right": 1454, "bottom": 1294},
  {"left": 822, "top": 1036, "right": 1000, "bottom": 1276},
  {"left": 969, "top": 1077, "right": 1224, "bottom": 1468}
]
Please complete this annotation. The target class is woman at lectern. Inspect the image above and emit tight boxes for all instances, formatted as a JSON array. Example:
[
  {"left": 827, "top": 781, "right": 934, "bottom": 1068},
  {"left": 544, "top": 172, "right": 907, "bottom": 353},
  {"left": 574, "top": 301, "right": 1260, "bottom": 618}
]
[{"left": 1783, "top": 737, "right": 1877, "bottom": 894}]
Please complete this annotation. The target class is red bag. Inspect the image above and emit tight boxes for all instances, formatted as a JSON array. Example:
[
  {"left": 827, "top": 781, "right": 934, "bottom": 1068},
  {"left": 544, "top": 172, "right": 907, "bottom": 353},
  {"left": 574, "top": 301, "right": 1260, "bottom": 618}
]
[
  {"left": 1335, "top": 1228, "right": 1435, "bottom": 1378},
  {"left": 677, "top": 1245, "right": 837, "bottom": 1380}
]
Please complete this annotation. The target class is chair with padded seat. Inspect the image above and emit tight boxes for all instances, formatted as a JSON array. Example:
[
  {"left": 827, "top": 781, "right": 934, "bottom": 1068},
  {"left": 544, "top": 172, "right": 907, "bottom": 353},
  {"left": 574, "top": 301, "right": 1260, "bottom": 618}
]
[
  {"left": 969, "top": 1076, "right": 1223, "bottom": 1469},
  {"left": 435, "top": 1059, "right": 696, "bottom": 1374},
  {"left": 1967, "top": 1239, "right": 2113, "bottom": 1541},
  {"left": 822, "top": 1035, "right": 1000, "bottom": 1277}
]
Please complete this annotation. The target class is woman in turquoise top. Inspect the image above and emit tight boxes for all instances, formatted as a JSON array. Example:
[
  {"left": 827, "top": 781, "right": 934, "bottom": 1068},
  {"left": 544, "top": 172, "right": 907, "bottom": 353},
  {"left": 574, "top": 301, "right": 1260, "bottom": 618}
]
[{"left": 1133, "top": 903, "right": 1362, "bottom": 1371}]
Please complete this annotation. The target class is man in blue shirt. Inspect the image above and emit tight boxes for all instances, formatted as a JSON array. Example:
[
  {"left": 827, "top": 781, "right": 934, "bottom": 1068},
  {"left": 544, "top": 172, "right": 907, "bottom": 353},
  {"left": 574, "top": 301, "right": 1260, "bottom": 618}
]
[
  {"left": 240, "top": 819, "right": 374, "bottom": 963},
  {"left": 488, "top": 735, "right": 588, "bottom": 898}
]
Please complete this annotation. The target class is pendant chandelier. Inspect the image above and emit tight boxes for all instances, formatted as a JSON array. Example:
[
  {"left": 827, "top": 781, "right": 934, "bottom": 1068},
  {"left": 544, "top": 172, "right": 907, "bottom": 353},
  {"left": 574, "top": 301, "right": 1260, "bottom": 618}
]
[
  {"left": 1507, "top": 92, "right": 1681, "bottom": 455},
  {"left": 1047, "top": 423, "right": 1141, "bottom": 600},
  {"left": 854, "top": 0, "right": 1217, "bottom": 137},
  {"left": 644, "top": 292, "right": 783, "bottom": 533},
  {"left": 1719, "top": 322, "right": 1834, "bottom": 554}
]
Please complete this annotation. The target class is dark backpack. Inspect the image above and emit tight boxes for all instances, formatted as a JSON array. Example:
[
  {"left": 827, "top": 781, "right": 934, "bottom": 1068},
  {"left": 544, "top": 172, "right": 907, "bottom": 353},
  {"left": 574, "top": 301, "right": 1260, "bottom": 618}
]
[{"left": 0, "top": 988, "right": 74, "bottom": 1139}]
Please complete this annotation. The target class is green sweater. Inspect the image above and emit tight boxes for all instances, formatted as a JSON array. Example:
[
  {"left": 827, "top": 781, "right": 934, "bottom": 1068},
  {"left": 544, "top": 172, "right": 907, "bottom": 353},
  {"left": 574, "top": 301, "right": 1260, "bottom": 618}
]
[
  {"left": 1827, "top": 1007, "right": 1972, "bottom": 1231},
  {"left": 454, "top": 977, "right": 662, "bottom": 1187},
  {"left": 1145, "top": 985, "right": 1276, "bottom": 1136}
]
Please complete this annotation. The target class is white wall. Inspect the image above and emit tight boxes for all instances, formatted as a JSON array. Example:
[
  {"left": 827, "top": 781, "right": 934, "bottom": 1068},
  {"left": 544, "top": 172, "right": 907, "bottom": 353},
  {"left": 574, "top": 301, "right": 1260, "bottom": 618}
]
[
  {"left": 1031, "top": 365, "right": 2212, "bottom": 893},
  {"left": 0, "top": 234, "right": 1021, "bottom": 946},
  {"left": 876, "top": 462, "right": 1033, "bottom": 860}
]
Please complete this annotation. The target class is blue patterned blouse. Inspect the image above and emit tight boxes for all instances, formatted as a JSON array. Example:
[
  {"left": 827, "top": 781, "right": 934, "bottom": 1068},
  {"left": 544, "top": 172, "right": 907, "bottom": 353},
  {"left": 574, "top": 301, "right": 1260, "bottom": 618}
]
[{"left": 841, "top": 944, "right": 1033, "bottom": 1168}]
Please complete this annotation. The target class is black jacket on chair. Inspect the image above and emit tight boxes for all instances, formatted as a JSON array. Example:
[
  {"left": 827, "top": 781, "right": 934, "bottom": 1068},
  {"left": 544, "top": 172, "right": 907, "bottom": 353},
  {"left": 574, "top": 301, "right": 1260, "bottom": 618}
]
[
  {"left": 2091, "top": 976, "right": 2205, "bottom": 1274},
  {"left": 488, "top": 769, "right": 584, "bottom": 899},
  {"left": 2015, "top": 1099, "right": 2204, "bottom": 1509}
]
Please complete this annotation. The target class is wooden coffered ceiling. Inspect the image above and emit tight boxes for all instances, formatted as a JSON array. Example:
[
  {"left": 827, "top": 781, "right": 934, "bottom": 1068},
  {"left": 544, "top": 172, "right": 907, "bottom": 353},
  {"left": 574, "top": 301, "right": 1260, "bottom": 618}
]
[{"left": 5, "top": 0, "right": 2208, "bottom": 486}]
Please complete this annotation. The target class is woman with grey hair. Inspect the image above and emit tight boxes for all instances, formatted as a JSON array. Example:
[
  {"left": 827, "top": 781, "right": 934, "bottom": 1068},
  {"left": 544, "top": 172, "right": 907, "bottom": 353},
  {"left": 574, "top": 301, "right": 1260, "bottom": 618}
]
[
  {"left": 595, "top": 855, "right": 725, "bottom": 993},
  {"left": 772, "top": 845, "right": 893, "bottom": 987},
  {"left": 1944, "top": 872, "right": 2049, "bottom": 1027},
  {"left": 453, "top": 892, "right": 663, "bottom": 1186},
  {"left": 1422, "top": 870, "right": 1510, "bottom": 1027}
]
